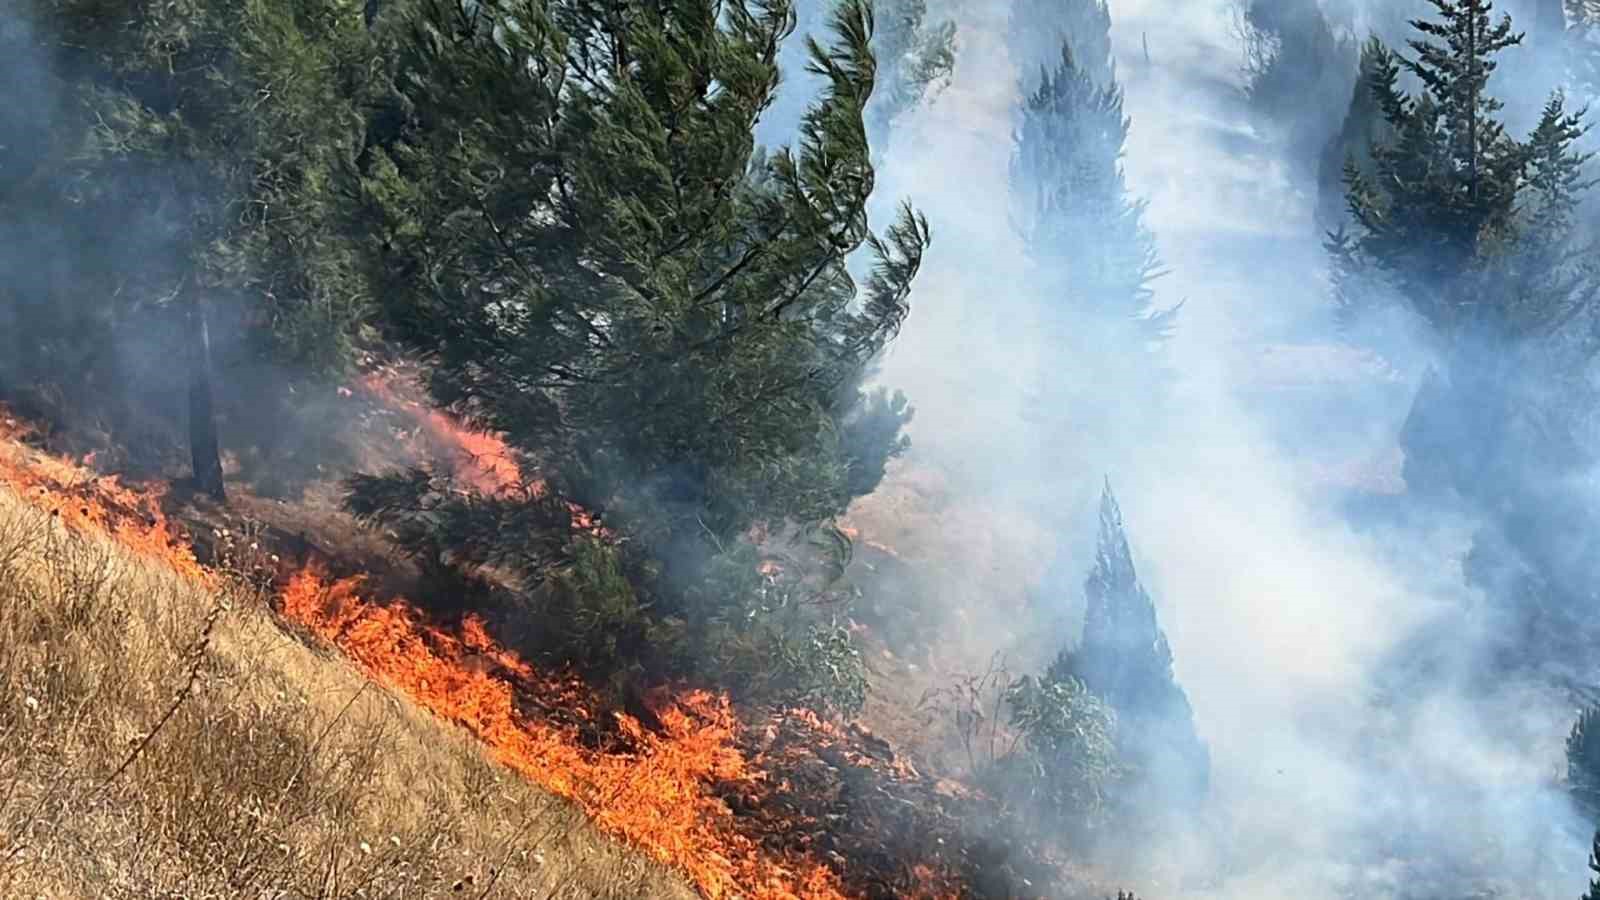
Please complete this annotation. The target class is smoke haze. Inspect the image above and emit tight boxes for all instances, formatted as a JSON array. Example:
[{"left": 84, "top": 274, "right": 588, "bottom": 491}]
[{"left": 844, "top": 0, "right": 1593, "bottom": 895}]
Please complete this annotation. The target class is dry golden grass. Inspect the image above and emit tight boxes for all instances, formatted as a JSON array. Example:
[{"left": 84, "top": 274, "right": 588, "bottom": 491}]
[{"left": 0, "top": 485, "right": 697, "bottom": 899}]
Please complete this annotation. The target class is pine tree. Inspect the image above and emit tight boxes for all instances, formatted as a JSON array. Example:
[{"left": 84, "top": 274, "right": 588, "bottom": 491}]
[
  {"left": 1051, "top": 481, "right": 1209, "bottom": 813},
  {"left": 347, "top": 0, "right": 928, "bottom": 707}
]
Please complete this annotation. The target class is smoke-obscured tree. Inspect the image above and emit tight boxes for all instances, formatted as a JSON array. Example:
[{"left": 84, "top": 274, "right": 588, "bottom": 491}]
[
  {"left": 1331, "top": 1, "right": 1530, "bottom": 333},
  {"left": 1569, "top": 705, "right": 1600, "bottom": 819},
  {"left": 1050, "top": 482, "right": 1209, "bottom": 815},
  {"left": 345, "top": 0, "right": 927, "bottom": 711},
  {"left": 862, "top": 0, "right": 957, "bottom": 144},
  {"left": 1008, "top": 0, "right": 1115, "bottom": 94},
  {"left": 1334, "top": 1, "right": 1600, "bottom": 674},
  {"left": 1569, "top": 0, "right": 1600, "bottom": 97},
  {"left": 1, "top": 0, "right": 382, "bottom": 496},
  {"left": 1235, "top": 0, "right": 1360, "bottom": 175},
  {"left": 1584, "top": 829, "right": 1600, "bottom": 900},
  {"left": 1318, "top": 39, "right": 1402, "bottom": 233},
  {"left": 1008, "top": 39, "right": 1175, "bottom": 445}
]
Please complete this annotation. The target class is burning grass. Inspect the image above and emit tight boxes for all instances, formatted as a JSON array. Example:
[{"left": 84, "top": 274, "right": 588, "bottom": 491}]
[
  {"left": 0, "top": 405, "right": 1102, "bottom": 900},
  {"left": 0, "top": 422, "right": 695, "bottom": 898},
  {"left": 278, "top": 566, "right": 849, "bottom": 900}
]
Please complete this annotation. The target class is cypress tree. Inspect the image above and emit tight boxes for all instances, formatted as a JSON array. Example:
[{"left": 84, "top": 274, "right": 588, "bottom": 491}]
[
  {"left": 1008, "top": 37, "right": 1174, "bottom": 451},
  {"left": 1008, "top": 0, "right": 1115, "bottom": 93},
  {"left": 1568, "top": 704, "right": 1600, "bottom": 820},
  {"left": 1010, "top": 40, "right": 1171, "bottom": 339},
  {"left": 1051, "top": 482, "right": 1208, "bottom": 814}
]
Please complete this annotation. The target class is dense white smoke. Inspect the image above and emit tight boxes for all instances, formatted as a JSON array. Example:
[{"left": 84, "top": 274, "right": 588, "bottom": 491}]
[{"left": 835, "top": 0, "right": 1596, "bottom": 895}]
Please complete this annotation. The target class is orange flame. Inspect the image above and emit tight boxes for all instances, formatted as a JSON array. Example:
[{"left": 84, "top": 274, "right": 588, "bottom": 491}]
[
  {"left": 358, "top": 370, "right": 523, "bottom": 497},
  {"left": 0, "top": 407, "right": 969, "bottom": 900},
  {"left": 278, "top": 566, "right": 847, "bottom": 900},
  {"left": 0, "top": 412, "right": 212, "bottom": 585},
  {"left": 357, "top": 369, "right": 608, "bottom": 534}
]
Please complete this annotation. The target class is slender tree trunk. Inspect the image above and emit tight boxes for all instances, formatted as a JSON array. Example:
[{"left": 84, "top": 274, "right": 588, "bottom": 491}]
[{"left": 188, "top": 293, "right": 227, "bottom": 501}]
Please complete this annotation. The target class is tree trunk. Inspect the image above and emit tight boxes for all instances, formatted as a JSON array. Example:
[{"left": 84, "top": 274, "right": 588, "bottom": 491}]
[{"left": 188, "top": 294, "right": 227, "bottom": 501}]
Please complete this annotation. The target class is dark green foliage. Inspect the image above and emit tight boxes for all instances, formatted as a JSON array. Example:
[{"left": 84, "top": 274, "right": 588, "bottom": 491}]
[
  {"left": 1334, "top": 0, "right": 1600, "bottom": 346},
  {"left": 1051, "top": 482, "right": 1209, "bottom": 813},
  {"left": 1569, "top": 705, "right": 1600, "bottom": 820},
  {"left": 347, "top": 0, "right": 927, "bottom": 710},
  {"left": 1335, "top": 0, "right": 1531, "bottom": 336}
]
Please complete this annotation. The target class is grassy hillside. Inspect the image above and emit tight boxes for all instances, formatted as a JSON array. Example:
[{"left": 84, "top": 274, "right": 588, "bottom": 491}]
[{"left": 0, "top": 478, "right": 696, "bottom": 899}]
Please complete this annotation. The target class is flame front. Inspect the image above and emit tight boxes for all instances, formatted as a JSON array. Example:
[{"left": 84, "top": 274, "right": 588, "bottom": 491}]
[
  {"left": 278, "top": 566, "right": 846, "bottom": 899},
  {"left": 0, "top": 413, "right": 211, "bottom": 585},
  {"left": 0, "top": 408, "right": 853, "bottom": 900}
]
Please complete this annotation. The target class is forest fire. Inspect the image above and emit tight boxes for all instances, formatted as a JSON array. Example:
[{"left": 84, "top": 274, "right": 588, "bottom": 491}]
[{"left": 0, "top": 408, "right": 989, "bottom": 900}]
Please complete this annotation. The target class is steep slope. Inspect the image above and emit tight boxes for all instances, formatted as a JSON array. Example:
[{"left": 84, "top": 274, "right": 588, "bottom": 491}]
[{"left": 0, "top": 424, "right": 697, "bottom": 898}]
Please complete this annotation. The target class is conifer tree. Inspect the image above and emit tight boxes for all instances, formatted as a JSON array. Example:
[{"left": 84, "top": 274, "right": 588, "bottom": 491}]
[
  {"left": 1584, "top": 829, "right": 1600, "bottom": 900},
  {"left": 1237, "top": 0, "right": 1360, "bottom": 174},
  {"left": 1008, "top": 38, "right": 1174, "bottom": 452},
  {"left": 1336, "top": 0, "right": 1531, "bottom": 337},
  {"left": 1050, "top": 482, "right": 1208, "bottom": 813},
  {"left": 1010, "top": 42, "right": 1171, "bottom": 344},
  {"left": 348, "top": 0, "right": 928, "bottom": 708},
  {"left": 1568, "top": 704, "right": 1600, "bottom": 819},
  {"left": 1008, "top": 0, "right": 1115, "bottom": 93}
]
